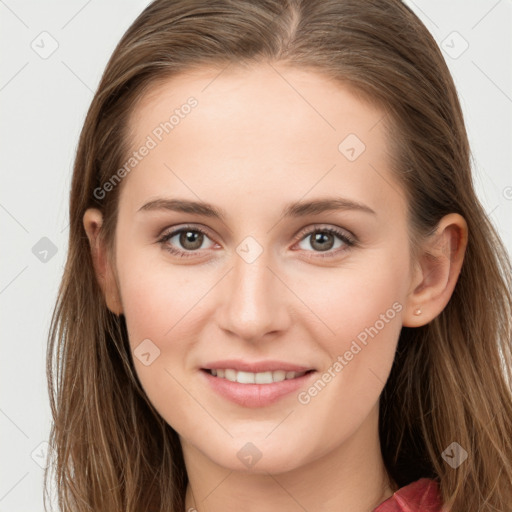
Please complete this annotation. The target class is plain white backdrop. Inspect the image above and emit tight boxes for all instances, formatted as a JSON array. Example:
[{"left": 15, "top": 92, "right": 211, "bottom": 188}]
[{"left": 1, "top": 1, "right": 511, "bottom": 510}]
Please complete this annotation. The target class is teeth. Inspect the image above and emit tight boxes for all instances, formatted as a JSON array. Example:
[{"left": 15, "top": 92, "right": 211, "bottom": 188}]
[
  {"left": 225, "top": 369, "right": 237, "bottom": 382},
  {"left": 208, "top": 368, "right": 308, "bottom": 383},
  {"left": 256, "top": 371, "right": 275, "bottom": 384},
  {"left": 237, "top": 371, "right": 255, "bottom": 384},
  {"left": 272, "top": 370, "right": 286, "bottom": 382}
]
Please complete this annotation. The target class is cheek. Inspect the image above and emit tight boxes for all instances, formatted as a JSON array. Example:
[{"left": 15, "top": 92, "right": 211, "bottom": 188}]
[
  {"left": 291, "top": 251, "right": 407, "bottom": 415},
  {"left": 117, "top": 263, "right": 205, "bottom": 426},
  {"left": 292, "top": 250, "right": 407, "bottom": 351},
  {"left": 116, "top": 236, "right": 207, "bottom": 347},
  {"left": 114, "top": 240, "right": 232, "bottom": 414},
  {"left": 121, "top": 271, "right": 184, "bottom": 346}
]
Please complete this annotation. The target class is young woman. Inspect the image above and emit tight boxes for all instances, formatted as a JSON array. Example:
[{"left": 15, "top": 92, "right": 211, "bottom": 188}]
[{"left": 45, "top": 1, "right": 512, "bottom": 511}]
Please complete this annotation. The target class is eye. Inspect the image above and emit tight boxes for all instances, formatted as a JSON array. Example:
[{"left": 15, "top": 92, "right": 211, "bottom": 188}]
[
  {"left": 294, "top": 225, "right": 356, "bottom": 258},
  {"left": 157, "top": 224, "right": 357, "bottom": 260},
  {"left": 157, "top": 225, "right": 217, "bottom": 258}
]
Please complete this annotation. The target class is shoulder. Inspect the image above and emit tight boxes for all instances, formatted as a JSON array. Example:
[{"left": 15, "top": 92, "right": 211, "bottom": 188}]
[{"left": 373, "top": 478, "right": 444, "bottom": 512}]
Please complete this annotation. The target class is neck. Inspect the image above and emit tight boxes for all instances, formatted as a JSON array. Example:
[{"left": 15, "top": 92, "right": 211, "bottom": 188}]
[{"left": 182, "top": 403, "right": 395, "bottom": 512}]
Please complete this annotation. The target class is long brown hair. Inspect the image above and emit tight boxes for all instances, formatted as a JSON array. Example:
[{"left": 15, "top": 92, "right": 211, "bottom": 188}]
[{"left": 45, "top": 1, "right": 512, "bottom": 510}]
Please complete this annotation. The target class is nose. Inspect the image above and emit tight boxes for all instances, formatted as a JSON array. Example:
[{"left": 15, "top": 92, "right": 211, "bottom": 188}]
[{"left": 216, "top": 245, "right": 291, "bottom": 343}]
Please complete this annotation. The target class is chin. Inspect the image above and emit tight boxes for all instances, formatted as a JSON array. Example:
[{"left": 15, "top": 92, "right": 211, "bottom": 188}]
[{"left": 194, "top": 433, "right": 313, "bottom": 475}]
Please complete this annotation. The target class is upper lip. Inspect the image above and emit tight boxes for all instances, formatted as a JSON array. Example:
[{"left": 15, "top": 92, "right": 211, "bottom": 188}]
[{"left": 202, "top": 359, "right": 315, "bottom": 373}]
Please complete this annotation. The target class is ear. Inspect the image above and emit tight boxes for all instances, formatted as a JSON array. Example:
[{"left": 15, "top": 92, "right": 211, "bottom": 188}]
[
  {"left": 403, "top": 213, "right": 468, "bottom": 327},
  {"left": 83, "top": 208, "right": 123, "bottom": 315}
]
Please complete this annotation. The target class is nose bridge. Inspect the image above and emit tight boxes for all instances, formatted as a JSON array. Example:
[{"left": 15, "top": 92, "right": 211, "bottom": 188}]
[{"left": 217, "top": 237, "right": 287, "bottom": 340}]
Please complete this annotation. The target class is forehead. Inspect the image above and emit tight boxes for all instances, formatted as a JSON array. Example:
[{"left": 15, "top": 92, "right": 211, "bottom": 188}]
[
  {"left": 129, "top": 62, "right": 388, "bottom": 150},
  {"left": 120, "top": 63, "right": 403, "bottom": 219}
]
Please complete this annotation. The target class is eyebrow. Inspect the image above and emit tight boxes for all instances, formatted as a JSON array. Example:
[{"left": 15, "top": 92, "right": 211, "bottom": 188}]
[{"left": 137, "top": 197, "right": 376, "bottom": 219}]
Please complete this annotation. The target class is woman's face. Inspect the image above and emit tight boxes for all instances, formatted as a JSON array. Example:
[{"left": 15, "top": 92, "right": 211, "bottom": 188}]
[{"left": 109, "top": 63, "right": 417, "bottom": 473}]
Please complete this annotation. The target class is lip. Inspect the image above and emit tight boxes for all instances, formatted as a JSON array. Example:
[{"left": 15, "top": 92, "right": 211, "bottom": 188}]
[
  {"left": 200, "top": 361, "right": 317, "bottom": 408},
  {"left": 202, "top": 359, "right": 314, "bottom": 373}
]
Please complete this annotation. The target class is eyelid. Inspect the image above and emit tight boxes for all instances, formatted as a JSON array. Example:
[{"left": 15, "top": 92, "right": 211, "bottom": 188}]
[
  {"left": 158, "top": 223, "right": 214, "bottom": 240},
  {"left": 293, "top": 223, "right": 356, "bottom": 245},
  {"left": 158, "top": 223, "right": 355, "bottom": 243}
]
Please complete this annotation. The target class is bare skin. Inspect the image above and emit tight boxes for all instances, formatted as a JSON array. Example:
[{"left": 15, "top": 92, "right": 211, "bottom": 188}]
[{"left": 84, "top": 62, "right": 467, "bottom": 512}]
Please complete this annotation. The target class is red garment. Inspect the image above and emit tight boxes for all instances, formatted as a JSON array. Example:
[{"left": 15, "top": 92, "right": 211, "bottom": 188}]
[{"left": 374, "top": 478, "right": 444, "bottom": 511}]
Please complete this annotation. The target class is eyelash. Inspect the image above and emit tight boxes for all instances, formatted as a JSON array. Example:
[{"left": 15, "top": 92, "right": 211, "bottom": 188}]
[{"left": 157, "top": 224, "right": 357, "bottom": 260}]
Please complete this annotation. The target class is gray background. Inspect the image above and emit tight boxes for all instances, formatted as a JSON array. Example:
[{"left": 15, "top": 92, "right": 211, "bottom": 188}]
[{"left": 1, "top": 1, "right": 511, "bottom": 510}]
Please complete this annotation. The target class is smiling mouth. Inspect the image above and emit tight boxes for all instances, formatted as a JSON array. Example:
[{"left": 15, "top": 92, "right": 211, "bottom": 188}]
[{"left": 202, "top": 368, "right": 315, "bottom": 384}]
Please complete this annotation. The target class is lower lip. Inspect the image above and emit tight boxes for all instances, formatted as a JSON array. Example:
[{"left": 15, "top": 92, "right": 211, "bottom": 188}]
[{"left": 201, "top": 369, "right": 316, "bottom": 408}]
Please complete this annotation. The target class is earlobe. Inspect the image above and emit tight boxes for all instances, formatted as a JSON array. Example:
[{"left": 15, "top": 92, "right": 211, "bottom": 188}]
[
  {"left": 83, "top": 208, "right": 123, "bottom": 315},
  {"left": 403, "top": 213, "right": 468, "bottom": 327}
]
